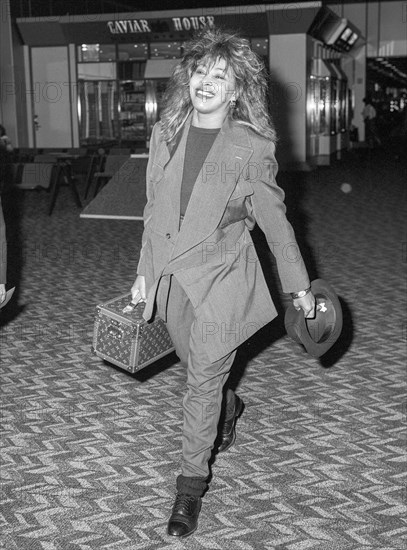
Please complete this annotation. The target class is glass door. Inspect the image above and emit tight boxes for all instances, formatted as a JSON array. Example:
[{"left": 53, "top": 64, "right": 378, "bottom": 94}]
[
  {"left": 78, "top": 80, "right": 118, "bottom": 144},
  {"left": 77, "top": 62, "right": 118, "bottom": 145},
  {"left": 145, "top": 79, "right": 168, "bottom": 140},
  {"left": 119, "top": 80, "right": 146, "bottom": 142}
]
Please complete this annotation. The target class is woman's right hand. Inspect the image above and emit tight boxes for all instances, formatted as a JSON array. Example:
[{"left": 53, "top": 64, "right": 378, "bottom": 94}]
[
  {"left": 130, "top": 275, "right": 146, "bottom": 304},
  {"left": 123, "top": 275, "right": 146, "bottom": 313}
]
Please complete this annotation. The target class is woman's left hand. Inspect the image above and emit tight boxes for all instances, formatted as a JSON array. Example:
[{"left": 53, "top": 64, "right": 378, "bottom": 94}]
[{"left": 293, "top": 292, "right": 316, "bottom": 319}]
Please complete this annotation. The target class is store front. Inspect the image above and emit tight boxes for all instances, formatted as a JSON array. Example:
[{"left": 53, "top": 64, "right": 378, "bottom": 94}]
[
  {"left": 267, "top": 5, "right": 360, "bottom": 168},
  {"left": 16, "top": 8, "right": 269, "bottom": 150},
  {"left": 12, "top": 3, "right": 362, "bottom": 168}
]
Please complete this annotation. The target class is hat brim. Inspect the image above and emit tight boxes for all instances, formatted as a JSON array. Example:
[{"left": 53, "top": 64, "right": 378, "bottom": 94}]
[{"left": 285, "top": 279, "right": 343, "bottom": 358}]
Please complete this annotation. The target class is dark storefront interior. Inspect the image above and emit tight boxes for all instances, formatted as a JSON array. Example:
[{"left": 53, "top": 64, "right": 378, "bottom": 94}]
[{"left": 366, "top": 56, "right": 407, "bottom": 140}]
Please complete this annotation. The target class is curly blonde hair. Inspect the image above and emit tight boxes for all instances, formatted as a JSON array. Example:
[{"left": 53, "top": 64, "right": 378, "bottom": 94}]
[{"left": 160, "top": 27, "right": 276, "bottom": 143}]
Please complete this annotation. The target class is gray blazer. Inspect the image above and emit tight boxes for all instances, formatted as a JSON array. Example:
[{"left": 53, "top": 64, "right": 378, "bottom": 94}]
[{"left": 137, "top": 113, "right": 310, "bottom": 361}]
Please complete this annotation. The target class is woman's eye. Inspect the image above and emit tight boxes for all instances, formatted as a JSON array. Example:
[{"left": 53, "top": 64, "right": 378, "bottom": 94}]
[{"left": 196, "top": 68, "right": 206, "bottom": 75}]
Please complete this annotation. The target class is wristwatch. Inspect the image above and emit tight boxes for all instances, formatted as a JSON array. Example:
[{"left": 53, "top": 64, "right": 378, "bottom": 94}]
[{"left": 290, "top": 288, "right": 311, "bottom": 299}]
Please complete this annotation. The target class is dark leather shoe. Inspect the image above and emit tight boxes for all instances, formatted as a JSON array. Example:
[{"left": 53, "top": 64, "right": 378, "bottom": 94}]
[
  {"left": 218, "top": 394, "right": 244, "bottom": 453},
  {"left": 167, "top": 493, "right": 202, "bottom": 538}
]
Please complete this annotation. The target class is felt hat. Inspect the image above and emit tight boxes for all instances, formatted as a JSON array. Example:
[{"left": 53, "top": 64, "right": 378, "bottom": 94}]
[{"left": 284, "top": 279, "right": 343, "bottom": 358}]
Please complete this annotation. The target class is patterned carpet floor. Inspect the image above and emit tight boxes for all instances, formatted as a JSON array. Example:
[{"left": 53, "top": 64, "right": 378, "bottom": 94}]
[{"left": 1, "top": 146, "right": 406, "bottom": 549}]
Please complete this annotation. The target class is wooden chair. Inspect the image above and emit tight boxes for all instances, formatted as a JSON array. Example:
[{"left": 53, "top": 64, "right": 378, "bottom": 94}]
[
  {"left": 17, "top": 160, "right": 56, "bottom": 190},
  {"left": 17, "top": 155, "right": 82, "bottom": 215}
]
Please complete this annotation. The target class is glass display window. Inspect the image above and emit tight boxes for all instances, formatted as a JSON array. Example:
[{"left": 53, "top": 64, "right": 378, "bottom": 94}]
[
  {"left": 77, "top": 62, "right": 118, "bottom": 144},
  {"left": 118, "top": 61, "right": 146, "bottom": 80},
  {"left": 78, "top": 63, "right": 117, "bottom": 80},
  {"left": 308, "top": 75, "right": 319, "bottom": 135},
  {"left": 76, "top": 41, "right": 182, "bottom": 145},
  {"left": 307, "top": 75, "right": 330, "bottom": 136},
  {"left": 330, "top": 77, "right": 338, "bottom": 134},
  {"left": 118, "top": 43, "right": 149, "bottom": 61},
  {"left": 78, "top": 80, "right": 119, "bottom": 144},
  {"left": 78, "top": 44, "right": 116, "bottom": 62},
  {"left": 145, "top": 79, "right": 168, "bottom": 139},
  {"left": 251, "top": 38, "right": 269, "bottom": 60},
  {"left": 119, "top": 80, "right": 146, "bottom": 142},
  {"left": 319, "top": 78, "right": 329, "bottom": 135},
  {"left": 339, "top": 80, "right": 348, "bottom": 131},
  {"left": 150, "top": 42, "right": 182, "bottom": 59}
]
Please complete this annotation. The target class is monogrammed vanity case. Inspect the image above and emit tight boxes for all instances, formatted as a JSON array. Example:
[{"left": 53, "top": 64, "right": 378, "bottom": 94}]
[{"left": 92, "top": 293, "right": 175, "bottom": 373}]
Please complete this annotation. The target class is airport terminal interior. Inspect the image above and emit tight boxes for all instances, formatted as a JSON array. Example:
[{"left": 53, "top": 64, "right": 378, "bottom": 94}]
[{"left": 1, "top": 1, "right": 406, "bottom": 548}]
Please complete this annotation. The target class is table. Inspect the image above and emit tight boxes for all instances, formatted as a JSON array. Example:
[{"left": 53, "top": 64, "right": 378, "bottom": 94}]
[{"left": 80, "top": 155, "right": 148, "bottom": 220}]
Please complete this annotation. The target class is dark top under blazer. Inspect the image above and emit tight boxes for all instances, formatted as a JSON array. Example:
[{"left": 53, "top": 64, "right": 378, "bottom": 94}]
[{"left": 137, "top": 112, "right": 310, "bottom": 362}]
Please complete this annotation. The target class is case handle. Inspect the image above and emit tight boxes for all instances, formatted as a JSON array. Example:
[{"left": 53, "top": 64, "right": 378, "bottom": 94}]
[{"left": 123, "top": 301, "right": 138, "bottom": 313}]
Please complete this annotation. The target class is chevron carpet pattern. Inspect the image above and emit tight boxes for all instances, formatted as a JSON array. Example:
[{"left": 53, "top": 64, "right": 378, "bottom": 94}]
[{"left": 1, "top": 147, "right": 406, "bottom": 549}]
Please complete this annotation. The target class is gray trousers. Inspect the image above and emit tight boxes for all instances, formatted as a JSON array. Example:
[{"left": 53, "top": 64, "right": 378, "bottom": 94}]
[{"left": 156, "top": 274, "right": 236, "bottom": 480}]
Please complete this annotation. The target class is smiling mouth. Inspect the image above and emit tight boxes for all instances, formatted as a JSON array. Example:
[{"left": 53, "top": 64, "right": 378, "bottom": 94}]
[{"left": 196, "top": 89, "right": 215, "bottom": 99}]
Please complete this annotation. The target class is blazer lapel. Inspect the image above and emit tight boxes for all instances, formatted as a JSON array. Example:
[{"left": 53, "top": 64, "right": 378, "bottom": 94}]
[
  {"left": 150, "top": 112, "right": 192, "bottom": 181},
  {"left": 160, "top": 114, "right": 193, "bottom": 229},
  {"left": 170, "top": 117, "right": 254, "bottom": 261}
]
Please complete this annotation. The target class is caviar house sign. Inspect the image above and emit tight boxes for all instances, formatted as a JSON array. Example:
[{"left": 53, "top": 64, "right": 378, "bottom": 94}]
[{"left": 107, "top": 15, "right": 215, "bottom": 34}]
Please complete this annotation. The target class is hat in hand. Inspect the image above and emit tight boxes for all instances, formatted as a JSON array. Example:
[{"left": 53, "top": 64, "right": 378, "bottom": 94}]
[{"left": 284, "top": 279, "right": 343, "bottom": 358}]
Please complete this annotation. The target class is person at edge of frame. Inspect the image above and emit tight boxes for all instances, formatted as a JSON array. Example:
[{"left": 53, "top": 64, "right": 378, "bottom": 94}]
[
  {"left": 128, "top": 26, "right": 315, "bottom": 538},
  {"left": 0, "top": 123, "right": 10, "bottom": 304},
  {"left": 0, "top": 197, "right": 7, "bottom": 304}
]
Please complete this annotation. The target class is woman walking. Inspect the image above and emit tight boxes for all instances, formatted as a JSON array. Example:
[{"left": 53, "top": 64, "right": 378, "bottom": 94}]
[{"left": 130, "top": 27, "right": 315, "bottom": 538}]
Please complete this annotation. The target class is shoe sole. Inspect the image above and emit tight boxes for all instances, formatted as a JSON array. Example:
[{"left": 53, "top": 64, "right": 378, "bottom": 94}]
[{"left": 167, "top": 525, "right": 198, "bottom": 539}]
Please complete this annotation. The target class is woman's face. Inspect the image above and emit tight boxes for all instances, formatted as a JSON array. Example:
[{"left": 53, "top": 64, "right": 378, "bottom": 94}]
[{"left": 189, "top": 57, "right": 236, "bottom": 119}]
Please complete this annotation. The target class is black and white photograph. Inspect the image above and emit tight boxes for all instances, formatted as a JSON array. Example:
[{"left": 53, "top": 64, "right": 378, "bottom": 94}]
[{"left": 1, "top": 0, "right": 406, "bottom": 548}]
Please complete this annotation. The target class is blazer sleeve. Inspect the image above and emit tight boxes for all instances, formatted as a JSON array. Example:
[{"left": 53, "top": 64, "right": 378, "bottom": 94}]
[
  {"left": 249, "top": 140, "right": 310, "bottom": 294},
  {"left": 136, "top": 122, "right": 161, "bottom": 276},
  {"left": 0, "top": 199, "right": 7, "bottom": 284}
]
